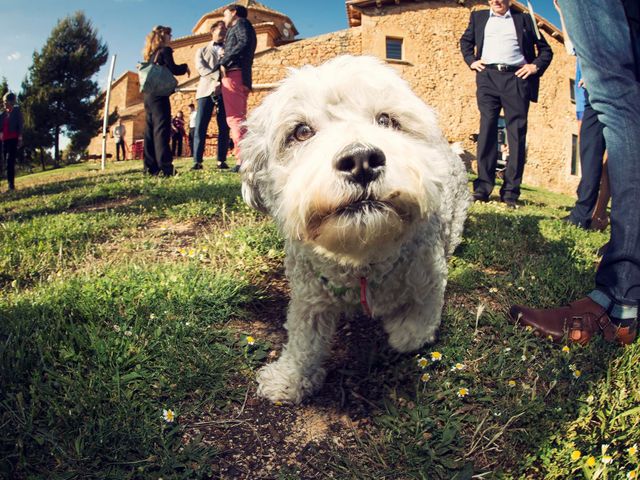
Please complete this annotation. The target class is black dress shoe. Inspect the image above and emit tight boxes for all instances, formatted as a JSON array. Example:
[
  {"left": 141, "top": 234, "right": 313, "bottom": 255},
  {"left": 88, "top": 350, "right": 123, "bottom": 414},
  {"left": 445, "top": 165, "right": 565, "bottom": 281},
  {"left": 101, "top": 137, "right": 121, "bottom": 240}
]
[
  {"left": 191, "top": 163, "right": 203, "bottom": 171},
  {"left": 218, "top": 162, "right": 229, "bottom": 170},
  {"left": 473, "top": 193, "right": 489, "bottom": 203},
  {"left": 232, "top": 164, "right": 241, "bottom": 173}
]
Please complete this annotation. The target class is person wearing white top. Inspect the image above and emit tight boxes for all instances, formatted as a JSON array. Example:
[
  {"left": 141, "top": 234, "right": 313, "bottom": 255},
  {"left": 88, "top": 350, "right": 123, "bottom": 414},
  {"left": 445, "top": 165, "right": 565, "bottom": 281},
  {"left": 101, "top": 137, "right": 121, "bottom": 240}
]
[
  {"left": 192, "top": 21, "right": 230, "bottom": 170},
  {"left": 111, "top": 119, "right": 126, "bottom": 161},
  {"left": 187, "top": 103, "right": 197, "bottom": 155},
  {"left": 460, "top": 0, "right": 553, "bottom": 207}
]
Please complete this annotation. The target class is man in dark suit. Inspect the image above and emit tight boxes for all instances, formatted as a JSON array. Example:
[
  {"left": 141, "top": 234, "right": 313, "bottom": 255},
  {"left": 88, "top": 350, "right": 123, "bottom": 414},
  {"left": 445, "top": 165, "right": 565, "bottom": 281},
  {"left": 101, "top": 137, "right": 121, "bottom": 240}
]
[{"left": 460, "top": 0, "right": 553, "bottom": 207}]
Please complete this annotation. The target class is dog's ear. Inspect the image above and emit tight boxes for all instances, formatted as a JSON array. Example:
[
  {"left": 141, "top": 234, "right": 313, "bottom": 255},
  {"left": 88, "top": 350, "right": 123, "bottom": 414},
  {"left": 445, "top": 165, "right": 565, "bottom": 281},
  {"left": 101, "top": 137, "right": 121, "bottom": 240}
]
[{"left": 239, "top": 114, "right": 270, "bottom": 214}]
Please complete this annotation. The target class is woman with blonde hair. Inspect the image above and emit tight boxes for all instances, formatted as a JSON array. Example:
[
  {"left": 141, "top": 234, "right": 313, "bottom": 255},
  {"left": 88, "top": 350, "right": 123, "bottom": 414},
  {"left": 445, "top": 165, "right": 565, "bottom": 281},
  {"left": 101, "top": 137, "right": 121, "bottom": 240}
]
[{"left": 141, "top": 25, "right": 190, "bottom": 176}]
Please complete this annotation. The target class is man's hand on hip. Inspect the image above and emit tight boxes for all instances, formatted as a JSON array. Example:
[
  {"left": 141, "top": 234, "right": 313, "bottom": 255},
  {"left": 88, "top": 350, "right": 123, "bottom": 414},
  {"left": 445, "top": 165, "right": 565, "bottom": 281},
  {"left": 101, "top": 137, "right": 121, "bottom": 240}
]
[
  {"left": 515, "top": 64, "right": 539, "bottom": 79},
  {"left": 470, "top": 60, "right": 485, "bottom": 72}
]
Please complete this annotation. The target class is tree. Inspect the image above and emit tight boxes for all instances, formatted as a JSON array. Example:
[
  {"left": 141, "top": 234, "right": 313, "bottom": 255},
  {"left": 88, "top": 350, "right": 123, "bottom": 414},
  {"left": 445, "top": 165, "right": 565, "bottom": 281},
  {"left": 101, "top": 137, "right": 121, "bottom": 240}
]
[
  {"left": 20, "top": 11, "right": 108, "bottom": 167},
  {"left": 0, "top": 77, "right": 8, "bottom": 100}
]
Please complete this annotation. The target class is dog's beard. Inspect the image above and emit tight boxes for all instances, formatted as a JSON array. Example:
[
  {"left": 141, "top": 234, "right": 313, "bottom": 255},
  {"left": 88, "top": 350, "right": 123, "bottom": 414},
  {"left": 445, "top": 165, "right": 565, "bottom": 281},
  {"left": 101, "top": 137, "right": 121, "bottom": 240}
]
[{"left": 300, "top": 189, "right": 424, "bottom": 265}]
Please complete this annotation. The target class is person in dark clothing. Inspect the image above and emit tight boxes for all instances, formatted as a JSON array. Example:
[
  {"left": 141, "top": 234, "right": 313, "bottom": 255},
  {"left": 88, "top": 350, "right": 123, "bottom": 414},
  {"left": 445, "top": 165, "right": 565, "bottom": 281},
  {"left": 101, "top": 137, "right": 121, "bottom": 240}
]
[
  {"left": 0, "top": 92, "right": 24, "bottom": 191},
  {"left": 216, "top": 4, "right": 257, "bottom": 172},
  {"left": 171, "top": 111, "right": 185, "bottom": 157},
  {"left": 141, "top": 25, "right": 190, "bottom": 176},
  {"left": 460, "top": 0, "right": 553, "bottom": 207}
]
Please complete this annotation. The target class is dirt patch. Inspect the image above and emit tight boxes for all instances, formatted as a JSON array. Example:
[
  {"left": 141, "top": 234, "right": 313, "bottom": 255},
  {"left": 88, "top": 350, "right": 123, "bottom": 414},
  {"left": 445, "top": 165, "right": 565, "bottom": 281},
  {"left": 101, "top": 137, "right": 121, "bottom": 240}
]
[{"left": 70, "top": 196, "right": 141, "bottom": 213}]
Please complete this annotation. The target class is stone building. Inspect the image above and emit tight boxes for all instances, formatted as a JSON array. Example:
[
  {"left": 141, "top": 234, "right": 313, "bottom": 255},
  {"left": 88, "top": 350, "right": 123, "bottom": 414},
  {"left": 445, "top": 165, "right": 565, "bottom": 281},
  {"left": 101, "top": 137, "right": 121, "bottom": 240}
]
[{"left": 89, "top": 0, "right": 580, "bottom": 195}]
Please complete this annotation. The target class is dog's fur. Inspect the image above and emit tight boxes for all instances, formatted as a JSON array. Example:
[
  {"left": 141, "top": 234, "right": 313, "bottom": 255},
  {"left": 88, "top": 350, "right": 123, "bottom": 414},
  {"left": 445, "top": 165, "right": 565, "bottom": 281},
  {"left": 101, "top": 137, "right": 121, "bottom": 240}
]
[{"left": 240, "top": 56, "right": 470, "bottom": 403}]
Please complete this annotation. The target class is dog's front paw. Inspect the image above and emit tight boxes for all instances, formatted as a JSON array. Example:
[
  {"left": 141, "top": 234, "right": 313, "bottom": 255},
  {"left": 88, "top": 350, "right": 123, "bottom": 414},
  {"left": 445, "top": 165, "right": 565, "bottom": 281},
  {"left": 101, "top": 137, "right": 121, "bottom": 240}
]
[{"left": 256, "top": 360, "right": 326, "bottom": 404}]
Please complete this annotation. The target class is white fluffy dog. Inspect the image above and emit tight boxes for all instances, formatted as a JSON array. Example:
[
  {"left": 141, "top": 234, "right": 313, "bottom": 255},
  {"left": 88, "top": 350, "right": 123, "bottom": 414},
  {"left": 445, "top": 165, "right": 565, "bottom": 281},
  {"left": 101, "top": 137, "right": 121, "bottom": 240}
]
[{"left": 240, "top": 55, "right": 470, "bottom": 404}]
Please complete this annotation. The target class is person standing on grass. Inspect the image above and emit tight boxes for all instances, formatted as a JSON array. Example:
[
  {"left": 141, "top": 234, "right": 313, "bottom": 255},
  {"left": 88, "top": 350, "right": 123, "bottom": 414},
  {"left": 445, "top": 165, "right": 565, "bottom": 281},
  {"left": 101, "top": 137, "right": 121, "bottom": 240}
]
[
  {"left": 187, "top": 103, "right": 197, "bottom": 156},
  {"left": 0, "top": 92, "right": 24, "bottom": 191},
  {"left": 141, "top": 25, "right": 190, "bottom": 176},
  {"left": 510, "top": 0, "right": 640, "bottom": 346},
  {"left": 460, "top": 0, "right": 553, "bottom": 208},
  {"left": 216, "top": 4, "right": 256, "bottom": 173},
  {"left": 192, "top": 20, "right": 231, "bottom": 171},
  {"left": 171, "top": 111, "right": 186, "bottom": 158},
  {"left": 112, "top": 119, "right": 127, "bottom": 161}
]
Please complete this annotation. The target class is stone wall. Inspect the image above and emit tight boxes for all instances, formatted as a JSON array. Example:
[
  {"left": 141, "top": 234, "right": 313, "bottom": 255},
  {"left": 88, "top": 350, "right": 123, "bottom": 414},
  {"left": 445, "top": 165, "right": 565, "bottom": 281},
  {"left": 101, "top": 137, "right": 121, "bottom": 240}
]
[{"left": 357, "top": 0, "right": 579, "bottom": 195}]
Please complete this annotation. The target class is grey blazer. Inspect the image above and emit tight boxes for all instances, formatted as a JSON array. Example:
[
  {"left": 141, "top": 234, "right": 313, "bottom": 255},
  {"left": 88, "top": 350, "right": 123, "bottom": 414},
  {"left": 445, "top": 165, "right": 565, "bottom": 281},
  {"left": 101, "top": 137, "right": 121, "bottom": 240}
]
[{"left": 195, "top": 42, "right": 222, "bottom": 99}]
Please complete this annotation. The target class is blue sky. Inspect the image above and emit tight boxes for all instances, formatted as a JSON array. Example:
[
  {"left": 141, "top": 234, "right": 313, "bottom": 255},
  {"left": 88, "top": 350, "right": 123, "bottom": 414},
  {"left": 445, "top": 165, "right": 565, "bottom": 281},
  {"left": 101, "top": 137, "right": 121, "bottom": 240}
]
[{"left": 0, "top": 0, "right": 560, "bottom": 95}]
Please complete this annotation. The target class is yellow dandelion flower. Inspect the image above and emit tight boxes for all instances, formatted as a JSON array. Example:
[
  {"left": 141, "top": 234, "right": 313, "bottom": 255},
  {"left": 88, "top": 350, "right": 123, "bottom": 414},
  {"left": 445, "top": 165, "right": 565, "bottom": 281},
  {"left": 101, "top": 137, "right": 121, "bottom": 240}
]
[
  {"left": 627, "top": 470, "right": 637, "bottom": 479},
  {"left": 431, "top": 351, "right": 442, "bottom": 362},
  {"left": 571, "top": 450, "right": 582, "bottom": 461},
  {"left": 162, "top": 409, "right": 175, "bottom": 423},
  {"left": 421, "top": 373, "right": 431, "bottom": 382},
  {"left": 417, "top": 357, "right": 428, "bottom": 368},
  {"left": 508, "top": 380, "right": 517, "bottom": 388},
  {"left": 573, "top": 369, "right": 582, "bottom": 379},
  {"left": 525, "top": 325, "right": 534, "bottom": 332},
  {"left": 274, "top": 401, "right": 283, "bottom": 406},
  {"left": 629, "top": 444, "right": 638, "bottom": 456},
  {"left": 246, "top": 336, "right": 255, "bottom": 346},
  {"left": 586, "top": 456, "right": 596, "bottom": 467},
  {"left": 451, "top": 363, "right": 465, "bottom": 371},
  {"left": 601, "top": 455, "right": 613, "bottom": 465},
  {"left": 489, "top": 287, "right": 498, "bottom": 293},
  {"left": 457, "top": 387, "right": 469, "bottom": 398},
  {"left": 562, "top": 345, "right": 570, "bottom": 353}
]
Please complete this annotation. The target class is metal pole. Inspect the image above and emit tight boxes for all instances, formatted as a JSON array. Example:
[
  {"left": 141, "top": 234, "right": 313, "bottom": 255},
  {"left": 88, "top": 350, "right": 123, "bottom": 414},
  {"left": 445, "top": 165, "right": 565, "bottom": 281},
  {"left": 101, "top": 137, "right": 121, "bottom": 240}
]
[{"left": 101, "top": 54, "right": 117, "bottom": 171}]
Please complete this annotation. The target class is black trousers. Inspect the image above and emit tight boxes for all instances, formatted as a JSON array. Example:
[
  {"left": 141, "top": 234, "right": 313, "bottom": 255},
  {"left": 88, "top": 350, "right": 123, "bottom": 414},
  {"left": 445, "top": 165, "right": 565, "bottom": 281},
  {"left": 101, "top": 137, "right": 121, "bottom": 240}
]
[
  {"left": 568, "top": 97, "right": 606, "bottom": 227},
  {"left": 115, "top": 140, "right": 126, "bottom": 161},
  {"left": 143, "top": 94, "right": 174, "bottom": 175},
  {"left": 474, "top": 69, "right": 531, "bottom": 201},
  {"left": 2, "top": 139, "right": 18, "bottom": 190},
  {"left": 171, "top": 133, "right": 183, "bottom": 158}
]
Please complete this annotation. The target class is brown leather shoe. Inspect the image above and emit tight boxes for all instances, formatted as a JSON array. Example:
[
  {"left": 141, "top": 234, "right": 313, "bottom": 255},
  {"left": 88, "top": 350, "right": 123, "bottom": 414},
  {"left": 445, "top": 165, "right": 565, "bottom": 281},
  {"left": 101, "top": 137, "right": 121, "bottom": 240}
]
[{"left": 509, "top": 297, "right": 637, "bottom": 346}]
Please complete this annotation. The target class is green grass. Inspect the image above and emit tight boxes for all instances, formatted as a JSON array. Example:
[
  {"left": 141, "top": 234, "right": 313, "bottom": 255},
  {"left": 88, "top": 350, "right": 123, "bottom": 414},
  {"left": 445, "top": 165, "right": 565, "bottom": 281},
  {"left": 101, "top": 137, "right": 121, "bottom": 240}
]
[{"left": 0, "top": 159, "right": 638, "bottom": 479}]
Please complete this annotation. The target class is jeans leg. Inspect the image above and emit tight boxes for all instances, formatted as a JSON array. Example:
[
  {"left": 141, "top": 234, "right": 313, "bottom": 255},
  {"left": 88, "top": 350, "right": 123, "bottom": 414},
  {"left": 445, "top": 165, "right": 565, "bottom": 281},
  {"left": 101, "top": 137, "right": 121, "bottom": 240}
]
[
  {"left": 193, "top": 96, "right": 214, "bottom": 165},
  {"left": 559, "top": 0, "right": 640, "bottom": 307},
  {"left": 216, "top": 94, "right": 230, "bottom": 163},
  {"left": 569, "top": 99, "right": 606, "bottom": 226}
]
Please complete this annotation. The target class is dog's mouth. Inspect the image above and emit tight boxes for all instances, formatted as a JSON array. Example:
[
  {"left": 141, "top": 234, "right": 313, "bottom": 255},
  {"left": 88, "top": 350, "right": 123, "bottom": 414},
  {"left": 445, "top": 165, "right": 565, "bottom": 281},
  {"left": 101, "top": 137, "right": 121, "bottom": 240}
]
[
  {"left": 306, "top": 191, "right": 414, "bottom": 241},
  {"left": 333, "top": 199, "right": 388, "bottom": 217}
]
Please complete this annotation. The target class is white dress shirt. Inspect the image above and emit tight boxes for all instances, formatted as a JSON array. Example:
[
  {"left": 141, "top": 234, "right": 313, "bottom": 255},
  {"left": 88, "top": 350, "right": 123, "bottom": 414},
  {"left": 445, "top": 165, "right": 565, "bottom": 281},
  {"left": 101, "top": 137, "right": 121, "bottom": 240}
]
[{"left": 481, "top": 10, "right": 526, "bottom": 66}]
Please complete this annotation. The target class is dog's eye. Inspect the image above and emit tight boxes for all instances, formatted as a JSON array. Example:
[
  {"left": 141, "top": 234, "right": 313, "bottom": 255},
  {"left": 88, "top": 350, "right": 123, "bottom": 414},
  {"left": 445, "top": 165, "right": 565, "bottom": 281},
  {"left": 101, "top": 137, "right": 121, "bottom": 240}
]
[
  {"left": 292, "top": 123, "right": 315, "bottom": 142},
  {"left": 376, "top": 113, "right": 400, "bottom": 129}
]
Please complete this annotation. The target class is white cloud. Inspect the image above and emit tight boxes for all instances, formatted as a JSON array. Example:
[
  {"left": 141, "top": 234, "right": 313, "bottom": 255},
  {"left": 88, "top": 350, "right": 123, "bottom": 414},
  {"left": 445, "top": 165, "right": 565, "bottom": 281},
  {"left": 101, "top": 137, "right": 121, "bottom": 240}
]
[{"left": 7, "top": 52, "right": 21, "bottom": 61}]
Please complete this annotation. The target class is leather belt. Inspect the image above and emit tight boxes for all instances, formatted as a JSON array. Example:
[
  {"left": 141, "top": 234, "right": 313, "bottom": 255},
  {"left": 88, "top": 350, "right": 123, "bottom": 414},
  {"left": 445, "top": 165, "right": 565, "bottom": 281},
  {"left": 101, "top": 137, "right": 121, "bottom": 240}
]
[{"left": 484, "top": 63, "right": 522, "bottom": 72}]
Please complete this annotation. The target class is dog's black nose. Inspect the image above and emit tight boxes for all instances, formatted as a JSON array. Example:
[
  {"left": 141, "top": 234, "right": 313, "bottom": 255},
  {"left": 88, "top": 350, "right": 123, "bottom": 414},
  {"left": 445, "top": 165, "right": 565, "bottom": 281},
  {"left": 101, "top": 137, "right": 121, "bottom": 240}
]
[{"left": 334, "top": 143, "right": 386, "bottom": 186}]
